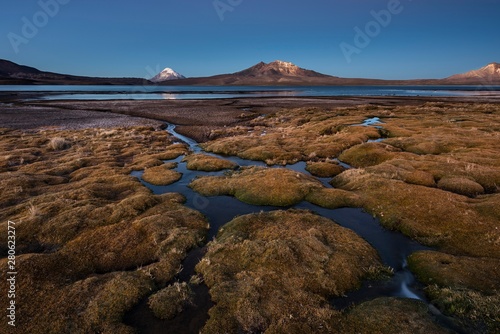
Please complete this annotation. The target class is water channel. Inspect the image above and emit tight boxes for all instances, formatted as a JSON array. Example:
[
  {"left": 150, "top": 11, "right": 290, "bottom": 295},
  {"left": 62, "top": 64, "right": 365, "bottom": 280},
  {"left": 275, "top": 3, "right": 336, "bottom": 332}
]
[{"left": 124, "top": 120, "right": 457, "bottom": 333}]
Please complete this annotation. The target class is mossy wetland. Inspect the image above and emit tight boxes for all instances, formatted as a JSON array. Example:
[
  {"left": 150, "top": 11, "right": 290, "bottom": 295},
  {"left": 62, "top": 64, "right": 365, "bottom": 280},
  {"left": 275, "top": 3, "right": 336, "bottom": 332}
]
[{"left": 1, "top": 99, "right": 499, "bottom": 333}]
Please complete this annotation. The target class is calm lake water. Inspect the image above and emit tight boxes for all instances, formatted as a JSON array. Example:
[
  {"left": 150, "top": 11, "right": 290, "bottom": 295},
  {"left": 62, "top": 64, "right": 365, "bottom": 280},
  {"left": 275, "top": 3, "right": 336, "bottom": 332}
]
[{"left": 1, "top": 85, "right": 500, "bottom": 100}]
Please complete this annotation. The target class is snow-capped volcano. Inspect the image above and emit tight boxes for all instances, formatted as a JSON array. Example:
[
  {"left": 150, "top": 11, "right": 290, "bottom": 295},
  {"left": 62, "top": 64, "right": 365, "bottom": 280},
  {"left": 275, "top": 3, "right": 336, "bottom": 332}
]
[
  {"left": 447, "top": 63, "right": 500, "bottom": 82},
  {"left": 236, "top": 60, "right": 329, "bottom": 78},
  {"left": 150, "top": 68, "right": 185, "bottom": 82}
]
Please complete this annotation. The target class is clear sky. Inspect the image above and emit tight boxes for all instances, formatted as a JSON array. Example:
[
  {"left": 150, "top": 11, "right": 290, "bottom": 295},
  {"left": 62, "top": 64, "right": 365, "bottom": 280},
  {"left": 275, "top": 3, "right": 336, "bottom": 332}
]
[{"left": 1, "top": 0, "right": 499, "bottom": 80}]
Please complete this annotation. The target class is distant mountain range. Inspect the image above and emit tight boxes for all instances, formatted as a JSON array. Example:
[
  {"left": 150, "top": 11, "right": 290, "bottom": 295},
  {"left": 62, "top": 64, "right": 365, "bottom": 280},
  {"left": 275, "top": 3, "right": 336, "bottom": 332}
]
[
  {"left": 0, "top": 59, "right": 149, "bottom": 85},
  {"left": 1, "top": 58, "right": 499, "bottom": 86}
]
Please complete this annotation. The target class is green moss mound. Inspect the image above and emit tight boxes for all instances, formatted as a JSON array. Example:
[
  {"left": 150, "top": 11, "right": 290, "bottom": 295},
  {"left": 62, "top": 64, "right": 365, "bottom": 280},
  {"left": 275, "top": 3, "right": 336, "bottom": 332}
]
[
  {"left": 190, "top": 167, "right": 324, "bottom": 206},
  {"left": 437, "top": 176, "right": 485, "bottom": 197},
  {"left": 142, "top": 165, "right": 182, "bottom": 186},
  {"left": 305, "top": 188, "right": 361, "bottom": 209},
  {"left": 0, "top": 127, "right": 207, "bottom": 333},
  {"left": 196, "top": 209, "right": 384, "bottom": 333},
  {"left": 183, "top": 154, "right": 237, "bottom": 171},
  {"left": 341, "top": 298, "right": 450, "bottom": 334},
  {"left": 408, "top": 251, "right": 500, "bottom": 292},
  {"left": 306, "top": 161, "right": 344, "bottom": 178},
  {"left": 148, "top": 282, "right": 194, "bottom": 320},
  {"left": 338, "top": 142, "right": 399, "bottom": 168},
  {"left": 408, "top": 251, "right": 500, "bottom": 332}
]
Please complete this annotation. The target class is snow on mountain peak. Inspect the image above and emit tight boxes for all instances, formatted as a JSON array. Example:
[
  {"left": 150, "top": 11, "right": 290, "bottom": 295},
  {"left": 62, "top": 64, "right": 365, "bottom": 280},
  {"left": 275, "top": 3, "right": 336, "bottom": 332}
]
[
  {"left": 273, "top": 60, "right": 294, "bottom": 67},
  {"left": 150, "top": 67, "right": 185, "bottom": 82},
  {"left": 236, "top": 60, "right": 328, "bottom": 79},
  {"left": 485, "top": 63, "right": 500, "bottom": 74}
]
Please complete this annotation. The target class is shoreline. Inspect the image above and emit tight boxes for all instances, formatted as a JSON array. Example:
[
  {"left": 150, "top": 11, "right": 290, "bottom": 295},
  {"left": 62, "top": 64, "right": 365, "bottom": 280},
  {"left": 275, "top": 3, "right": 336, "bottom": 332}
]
[{"left": 2, "top": 95, "right": 500, "bottom": 139}]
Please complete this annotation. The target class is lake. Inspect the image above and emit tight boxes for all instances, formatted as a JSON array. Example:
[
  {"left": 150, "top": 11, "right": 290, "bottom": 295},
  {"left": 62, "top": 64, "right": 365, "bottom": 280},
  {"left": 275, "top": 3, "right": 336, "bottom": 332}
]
[{"left": 1, "top": 85, "right": 499, "bottom": 100}]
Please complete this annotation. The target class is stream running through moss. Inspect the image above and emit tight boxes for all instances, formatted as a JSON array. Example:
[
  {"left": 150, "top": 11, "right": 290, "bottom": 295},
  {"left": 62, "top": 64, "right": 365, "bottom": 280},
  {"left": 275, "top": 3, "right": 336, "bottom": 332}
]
[{"left": 125, "top": 121, "right": 443, "bottom": 334}]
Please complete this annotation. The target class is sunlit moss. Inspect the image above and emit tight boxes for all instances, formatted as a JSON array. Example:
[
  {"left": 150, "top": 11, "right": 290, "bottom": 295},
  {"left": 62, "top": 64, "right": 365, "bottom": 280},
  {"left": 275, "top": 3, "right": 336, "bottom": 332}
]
[
  {"left": 183, "top": 153, "right": 237, "bottom": 171},
  {"left": 142, "top": 165, "right": 182, "bottom": 186},
  {"left": 190, "top": 167, "right": 324, "bottom": 206}
]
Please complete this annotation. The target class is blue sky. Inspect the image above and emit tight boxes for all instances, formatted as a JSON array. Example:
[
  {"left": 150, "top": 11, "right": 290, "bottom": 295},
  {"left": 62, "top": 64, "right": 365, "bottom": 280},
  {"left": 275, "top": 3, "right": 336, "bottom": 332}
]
[{"left": 1, "top": 0, "right": 499, "bottom": 79}]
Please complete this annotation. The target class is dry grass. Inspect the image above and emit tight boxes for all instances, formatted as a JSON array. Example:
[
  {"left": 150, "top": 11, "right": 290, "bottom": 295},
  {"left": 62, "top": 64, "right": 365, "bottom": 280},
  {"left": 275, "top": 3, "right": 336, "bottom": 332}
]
[
  {"left": 305, "top": 188, "right": 362, "bottom": 209},
  {"left": 196, "top": 209, "right": 384, "bottom": 333},
  {"left": 142, "top": 165, "right": 182, "bottom": 186},
  {"left": 305, "top": 161, "right": 344, "bottom": 177},
  {"left": 338, "top": 142, "right": 403, "bottom": 168},
  {"left": 129, "top": 143, "right": 188, "bottom": 171},
  {"left": 201, "top": 106, "right": 382, "bottom": 165},
  {"left": 437, "top": 176, "right": 485, "bottom": 197},
  {"left": 48, "top": 137, "right": 71, "bottom": 151},
  {"left": 408, "top": 251, "right": 500, "bottom": 293},
  {"left": 408, "top": 251, "right": 500, "bottom": 332},
  {"left": 189, "top": 166, "right": 362, "bottom": 210},
  {"left": 182, "top": 153, "right": 237, "bottom": 171},
  {"left": 0, "top": 126, "right": 208, "bottom": 333},
  {"left": 148, "top": 282, "right": 194, "bottom": 320},
  {"left": 340, "top": 297, "right": 450, "bottom": 334},
  {"left": 331, "top": 170, "right": 500, "bottom": 258},
  {"left": 425, "top": 286, "right": 500, "bottom": 333}
]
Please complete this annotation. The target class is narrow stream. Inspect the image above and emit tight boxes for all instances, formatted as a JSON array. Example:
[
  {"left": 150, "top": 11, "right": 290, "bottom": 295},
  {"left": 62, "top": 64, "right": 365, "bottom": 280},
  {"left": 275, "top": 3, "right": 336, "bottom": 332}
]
[{"left": 125, "top": 121, "right": 438, "bottom": 334}]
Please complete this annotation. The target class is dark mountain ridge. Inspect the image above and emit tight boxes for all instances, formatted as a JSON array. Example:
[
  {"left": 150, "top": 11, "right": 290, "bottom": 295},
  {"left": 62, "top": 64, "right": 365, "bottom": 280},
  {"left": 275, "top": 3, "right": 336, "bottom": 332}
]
[
  {"left": 1, "top": 59, "right": 499, "bottom": 86},
  {"left": 0, "top": 59, "right": 150, "bottom": 85}
]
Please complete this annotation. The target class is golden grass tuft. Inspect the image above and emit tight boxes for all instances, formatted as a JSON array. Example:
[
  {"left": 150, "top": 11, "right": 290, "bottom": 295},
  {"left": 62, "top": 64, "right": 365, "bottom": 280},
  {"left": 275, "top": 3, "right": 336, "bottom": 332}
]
[
  {"left": 142, "top": 165, "right": 182, "bottom": 186},
  {"left": 48, "top": 137, "right": 71, "bottom": 151},
  {"left": 183, "top": 154, "right": 237, "bottom": 171},
  {"left": 402, "top": 170, "right": 437, "bottom": 187}
]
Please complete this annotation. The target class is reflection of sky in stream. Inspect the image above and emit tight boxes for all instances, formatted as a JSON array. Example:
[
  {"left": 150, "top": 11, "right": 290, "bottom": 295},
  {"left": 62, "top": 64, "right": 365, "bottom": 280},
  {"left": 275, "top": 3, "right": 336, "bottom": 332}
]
[{"left": 132, "top": 123, "right": 432, "bottom": 306}]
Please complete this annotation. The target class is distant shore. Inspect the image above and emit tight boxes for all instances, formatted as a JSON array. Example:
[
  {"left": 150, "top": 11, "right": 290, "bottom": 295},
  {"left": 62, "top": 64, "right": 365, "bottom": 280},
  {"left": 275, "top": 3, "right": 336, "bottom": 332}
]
[{"left": 1, "top": 96, "right": 499, "bottom": 140}]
